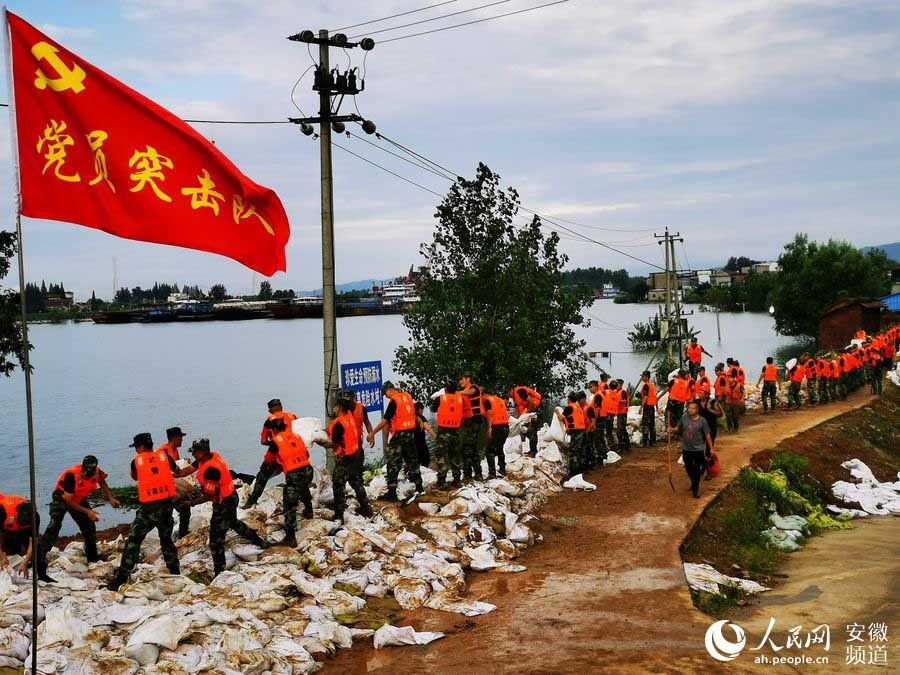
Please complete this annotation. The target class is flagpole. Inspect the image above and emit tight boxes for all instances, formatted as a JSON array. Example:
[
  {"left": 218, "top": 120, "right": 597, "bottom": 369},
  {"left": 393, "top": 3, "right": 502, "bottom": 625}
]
[{"left": 3, "top": 8, "right": 40, "bottom": 673}]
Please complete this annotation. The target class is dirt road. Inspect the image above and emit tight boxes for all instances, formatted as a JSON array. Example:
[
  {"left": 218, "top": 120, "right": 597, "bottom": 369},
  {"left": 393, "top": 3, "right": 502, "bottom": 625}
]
[{"left": 326, "top": 391, "right": 884, "bottom": 674}]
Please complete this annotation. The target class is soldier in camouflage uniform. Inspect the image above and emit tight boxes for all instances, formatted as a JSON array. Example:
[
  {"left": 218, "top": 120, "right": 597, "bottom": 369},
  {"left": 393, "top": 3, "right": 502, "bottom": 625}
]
[
  {"left": 109, "top": 433, "right": 180, "bottom": 591},
  {"left": 243, "top": 399, "right": 297, "bottom": 509},
  {"left": 587, "top": 381, "right": 607, "bottom": 466},
  {"left": 576, "top": 391, "right": 596, "bottom": 469},
  {"left": 314, "top": 398, "right": 373, "bottom": 521},
  {"left": 178, "top": 439, "right": 268, "bottom": 576},
  {"left": 458, "top": 373, "right": 487, "bottom": 481},
  {"left": 429, "top": 383, "right": 464, "bottom": 487},
  {"left": 557, "top": 393, "right": 586, "bottom": 478},
  {"left": 265, "top": 417, "right": 315, "bottom": 547},
  {"left": 638, "top": 371, "right": 658, "bottom": 447},
  {"left": 368, "top": 382, "right": 423, "bottom": 501}
]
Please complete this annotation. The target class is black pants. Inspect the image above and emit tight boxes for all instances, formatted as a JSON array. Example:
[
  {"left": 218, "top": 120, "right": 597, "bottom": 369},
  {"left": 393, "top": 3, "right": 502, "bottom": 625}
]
[
  {"left": 667, "top": 401, "right": 685, "bottom": 427},
  {"left": 761, "top": 382, "right": 777, "bottom": 411},
  {"left": 209, "top": 493, "right": 264, "bottom": 575},
  {"left": 688, "top": 361, "right": 700, "bottom": 379},
  {"left": 682, "top": 451, "right": 706, "bottom": 494},
  {"left": 486, "top": 425, "right": 508, "bottom": 474}
]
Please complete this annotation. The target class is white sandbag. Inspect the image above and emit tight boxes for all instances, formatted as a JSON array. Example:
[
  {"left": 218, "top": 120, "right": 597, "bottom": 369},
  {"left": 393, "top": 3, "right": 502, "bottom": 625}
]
[
  {"left": 392, "top": 578, "right": 431, "bottom": 609},
  {"left": 373, "top": 624, "right": 445, "bottom": 649},
  {"left": 126, "top": 615, "right": 192, "bottom": 652},
  {"left": 424, "top": 591, "right": 496, "bottom": 616},
  {"left": 544, "top": 409, "right": 569, "bottom": 449},
  {"left": 605, "top": 451, "right": 622, "bottom": 465},
  {"left": 683, "top": 562, "right": 770, "bottom": 595},
  {"left": 430, "top": 387, "right": 446, "bottom": 400},
  {"left": 562, "top": 474, "right": 597, "bottom": 491}
]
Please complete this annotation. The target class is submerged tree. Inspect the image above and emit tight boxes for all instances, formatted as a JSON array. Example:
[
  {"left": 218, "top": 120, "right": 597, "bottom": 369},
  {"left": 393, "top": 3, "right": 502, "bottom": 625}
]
[
  {"left": 394, "top": 163, "right": 594, "bottom": 402},
  {"left": 0, "top": 231, "right": 30, "bottom": 376},
  {"left": 770, "top": 234, "right": 891, "bottom": 340}
]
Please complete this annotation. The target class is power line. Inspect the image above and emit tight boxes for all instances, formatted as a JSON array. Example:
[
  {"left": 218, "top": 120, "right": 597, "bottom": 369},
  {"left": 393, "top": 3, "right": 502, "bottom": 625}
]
[
  {"left": 378, "top": 0, "right": 573, "bottom": 44},
  {"left": 347, "top": 131, "right": 456, "bottom": 181},
  {"left": 333, "top": 0, "right": 459, "bottom": 32},
  {"left": 343, "top": 126, "right": 664, "bottom": 269},
  {"left": 331, "top": 139, "right": 446, "bottom": 198},
  {"left": 348, "top": 0, "right": 513, "bottom": 39}
]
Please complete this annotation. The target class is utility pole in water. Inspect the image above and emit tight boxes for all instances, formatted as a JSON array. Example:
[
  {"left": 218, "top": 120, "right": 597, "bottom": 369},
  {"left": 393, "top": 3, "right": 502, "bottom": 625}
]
[
  {"left": 655, "top": 228, "right": 690, "bottom": 368},
  {"left": 287, "top": 29, "right": 377, "bottom": 428}
]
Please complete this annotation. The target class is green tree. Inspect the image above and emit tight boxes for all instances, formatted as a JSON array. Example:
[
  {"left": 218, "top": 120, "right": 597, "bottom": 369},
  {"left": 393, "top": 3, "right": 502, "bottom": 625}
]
[
  {"left": 393, "top": 164, "right": 593, "bottom": 401},
  {"left": 258, "top": 281, "right": 273, "bottom": 300},
  {"left": 770, "top": 234, "right": 891, "bottom": 339},
  {"left": 208, "top": 283, "right": 228, "bottom": 301},
  {"left": 0, "top": 231, "right": 31, "bottom": 376},
  {"left": 724, "top": 255, "right": 760, "bottom": 271}
]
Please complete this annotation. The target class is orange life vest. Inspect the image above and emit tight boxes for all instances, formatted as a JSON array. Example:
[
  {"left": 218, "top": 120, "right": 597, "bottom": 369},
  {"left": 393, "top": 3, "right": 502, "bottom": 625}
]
[
  {"left": 328, "top": 413, "right": 360, "bottom": 458},
  {"left": 763, "top": 364, "right": 778, "bottom": 382},
  {"left": 386, "top": 391, "right": 417, "bottom": 433},
  {"left": 351, "top": 401, "right": 366, "bottom": 435},
  {"left": 273, "top": 431, "right": 311, "bottom": 473},
  {"left": 724, "top": 383, "right": 744, "bottom": 406},
  {"left": 804, "top": 360, "right": 817, "bottom": 379},
  {"left": 0, "top": 495, "right": 29, "bottom": 533},
  {"left": 669, "top": 377, "right": 689, "bottom": 403},
  {"left": 510, "top": 387, "right": 541, "bottom": 415},
  {"left": 592, "top": 392, "right": 607, "bottom": 418},
  {"left": 686, "top": 344, "right": 702, "bottom": 363},
  {"left": 714, "top": 374, "right": 728, "bottom": 397},
  {"left": 158, "top": 442, "right": 180, "bottom": 463},
  {"left": 55, "top": 465, "right": 101, "bottom": 503},
  {"left": 697, "top": 375, "right": 711, "bottom": 395},
  {"left": 262, "top": 411, "right": 297, "bottom": 444},
  {"left": 196, "top": 452, "right": 235, "bottom": 503},
  {"left": 789, "top": 367, "right": 804, "bottom": 384},
  {"left": 737, "top": 367, "right": 746, "bottom": 385},
  {"left": 134, "top": 449, "right": 176, "bottom": 504},
  {"left": 855, "top": 330, "right": 866, "bottom": 340},
  {"left": 460, "top": 386, "right": 484, "bottom": 419},
  {"left": 617, "top": 389, "right": 630, "bottom": 415},
  {"left": 884, "top": 343, "right": 896, "bottom": 359},
  {"left": 643, "top": 382, "right": 657, "bottom": 406},
  {"left": 831, "top": 359, "right": 841, "bottom": 379},
  {"left": 601, "top": 389, "right": 620, "bottom": 416},
  {"left": 484, "top": 395, "right": 510, "bottom": 426},
  {"left": 436, "top": 393, "right": 464, "bottom": 429},
  {"left": 563, "top": 403, "right": 587, "bottom": 432},
  {"left": 817, "top": 359, "right": 830, "bottom": 378}
]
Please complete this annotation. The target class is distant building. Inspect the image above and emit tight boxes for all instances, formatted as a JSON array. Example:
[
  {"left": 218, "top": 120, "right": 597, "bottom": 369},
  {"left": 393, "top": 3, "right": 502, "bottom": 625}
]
[
  {"left": 46, "top": 291, "right": 74, "bottom": 309},
  {"left": 881, "top": 292, "right": 900, "bottom": 313},
  {"left": 167, "top": 292, "right": 189, "bottom": 303},
  {"left": 891, "top": 264, "right": 900, "bottom": 295},
  {"left": 751, "top": 261, "right": 781, "bottom": 274},
  {"left": 695, "top": 270, "right": 712, "bottom": 285},
  {"left": 601, "top": 283, "right": 621, "bottom": 299},
  {"left": 710, "top": 271, "right": 732, "bottom": 287},
  {"left": 818, "top": 299, "right": 884, "bottom": 350}
]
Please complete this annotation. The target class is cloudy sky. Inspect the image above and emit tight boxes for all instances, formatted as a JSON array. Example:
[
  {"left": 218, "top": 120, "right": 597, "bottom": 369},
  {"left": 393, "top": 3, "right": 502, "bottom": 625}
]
[{"left": 1, "top": 0, "right": 898, "bottom": 299}]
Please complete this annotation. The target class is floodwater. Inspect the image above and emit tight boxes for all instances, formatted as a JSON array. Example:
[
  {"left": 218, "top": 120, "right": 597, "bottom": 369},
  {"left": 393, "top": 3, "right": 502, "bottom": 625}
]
[{"left": 0, "top": 301, "right": 794, "bottom": 531}]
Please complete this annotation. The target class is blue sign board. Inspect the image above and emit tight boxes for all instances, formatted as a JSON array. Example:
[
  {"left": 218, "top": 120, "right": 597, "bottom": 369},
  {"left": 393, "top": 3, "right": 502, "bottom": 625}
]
[{"left": 340, "top": 360, "right": 383, "bottom": 413}]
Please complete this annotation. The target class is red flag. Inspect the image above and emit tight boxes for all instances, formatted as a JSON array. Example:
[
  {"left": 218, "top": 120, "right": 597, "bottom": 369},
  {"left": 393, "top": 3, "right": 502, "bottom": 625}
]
[{"left": 4, "top": 11, "right": 290, "bottom": 276}]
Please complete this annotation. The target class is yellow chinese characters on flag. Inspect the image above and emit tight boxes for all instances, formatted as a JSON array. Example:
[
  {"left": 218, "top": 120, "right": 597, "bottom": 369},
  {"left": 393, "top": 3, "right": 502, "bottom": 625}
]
[{"left": 4, "top": 11, "right": 290, "bottom": 276}]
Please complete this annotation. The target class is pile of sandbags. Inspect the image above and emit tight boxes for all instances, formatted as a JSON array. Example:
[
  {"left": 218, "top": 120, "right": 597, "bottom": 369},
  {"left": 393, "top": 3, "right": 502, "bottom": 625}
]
[{"left": 1, "top": 421, "right": 575, "bottom": 673}]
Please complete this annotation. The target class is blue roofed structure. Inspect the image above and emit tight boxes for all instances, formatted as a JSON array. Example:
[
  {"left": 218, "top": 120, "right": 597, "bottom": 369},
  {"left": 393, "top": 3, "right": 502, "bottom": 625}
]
[{"left": 881, "top": 293, "right": 900, "bottom": 312}]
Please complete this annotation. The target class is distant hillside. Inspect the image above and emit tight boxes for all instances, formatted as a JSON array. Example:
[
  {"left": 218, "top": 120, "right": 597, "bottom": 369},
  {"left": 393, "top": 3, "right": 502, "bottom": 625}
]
[{"left": 862, "top": 241, "right": 900, "bottom": 263}]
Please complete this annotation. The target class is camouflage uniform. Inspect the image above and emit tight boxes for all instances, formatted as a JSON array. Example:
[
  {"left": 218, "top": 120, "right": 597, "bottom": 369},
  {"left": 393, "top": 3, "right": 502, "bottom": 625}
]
[
  {"left": 567, "top": 430, "right": 586, "bottom": 477},
  {"left": 245, "top": 459, "right": 281, "bottom": 506},
  {"left": 870, "top": 364, "right": 884, "bottom": 395},
  {"left": 175, "top": 503, "right": 192, "bottom": 538},
  {"left": 806, "top": 376, "right": 818, "bottom": 405},
  {"left": 640, "top": 405, "right": 656, "bottom": 447},
  {"left": 524, "top": 417, "right": 539, "bottom": 455},
  {"left": 787, "top": 381, "right": 802, "bottom": 408},
  {"left": 210, "top": 493, "right": 265, "bottom": 576},
  {"left": 616, "top": 413, "right": 629, "bottom": 450},
  {"left": 283, "top": 466, "right": 314, "bottom": 535},
  {"left": 593, "top": 424, "right": 608, "bottom": 465},
  {"left": 666, "top": 400, "right": 685, "bottom": 428},
  {"left": 113, "top": 499, "right": 180, "bottom": 586},
  {"left": 332, "top": 450, "right": 370, "bottom": 516},
  {"left": 818, "top": 375, "right": 830, "bottom": 404},
  {"left": 459, "top": 419, "right": 484, "bottom": 480},
  {"left": 433, "top": 427, "right": 462, "bottom": 484},
  {"left": 486, "top": 424, "right": 508, "bottom": 476},
  {"left": 385, "top": 430, "right": 423, "bottom": 492},
  {"left": 40, "top": 493, "right": 98, "bottom": 569},
  {"left": 761, "top": 383, "right": 777, "bottom": 412},
  {"left": 604, "top": 415, "right": 616, "bottom": 449}
]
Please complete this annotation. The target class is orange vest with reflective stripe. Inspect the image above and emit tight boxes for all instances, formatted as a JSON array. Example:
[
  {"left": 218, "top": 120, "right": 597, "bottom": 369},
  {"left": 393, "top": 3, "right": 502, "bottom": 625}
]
[
  {"left": 763, "top": 364, "right": 778, "bottom": 382},
  {"left": 592, "top": 392, "right": 606, "bottom": 418},
  {"left": 804, "top": 360, "right": 817, "bottom": 379},
  {"left": 328, "top": 413, "right": 360, "bottom": 458},
  {"left": 0, "top": 495, "right": 28, "bottom": 532},
  {"left": 789, "top": 367, "right": 804, "bottom": 384},
  {"left": 262, "top": 411, "right": 297, "bottom": 444},
  {"left": 387, "top": 391, "right": 417, "bottom": 433},
  {"left": 669, "top": 378, "right": 689, "bottom": 403},
  {"left": 643, "top": 382, "right": 657, "bottom": 406},
  {"left": 696, "top": 375, "right": 711, "bottom": 395},
  {"left": 563, "top": 403, "right": 587, "bottom": 432},
  {"left": 686, "top": 344, "right": 702, "bottom": 363},
  {"left": 485, "top": 395, "right": 510, "bottom": 426},
  {"left": 55, "top": 465, "right": 101, "bottom": 503},
  {"left": 134, "top": 449, "right": 176, "bottom": 504},
  {"left": 273, "top": 431, "right": 311, "bottom": 472},
  {"left": 436, "top": 393, "right": 464, "bottom": 429},
  {"left": 724, "top": 383, "right": 744, "bottom": 406},
  {"left": 831, "top": 359, "right": 841, "bottom": 378},
  {"left": 196, "top": 452, "right": 235, "bottom": 503}
]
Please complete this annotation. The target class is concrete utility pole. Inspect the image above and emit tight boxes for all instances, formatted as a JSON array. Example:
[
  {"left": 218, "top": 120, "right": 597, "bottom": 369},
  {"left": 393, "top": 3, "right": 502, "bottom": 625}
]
[
  {"left": 288, "top": 29, "right": 376, "bottom": 426},
  {"left": 669, "top": 235, "right": 684, "bottom": 368},
  {"left": 655, "top": 228, "right": 690, "bottom": 367}
]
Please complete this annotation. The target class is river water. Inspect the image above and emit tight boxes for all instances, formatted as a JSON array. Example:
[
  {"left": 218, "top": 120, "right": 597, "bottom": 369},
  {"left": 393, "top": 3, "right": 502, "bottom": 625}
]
[{"left": 0, "top": 301, "right": 794, "bottom": 532}]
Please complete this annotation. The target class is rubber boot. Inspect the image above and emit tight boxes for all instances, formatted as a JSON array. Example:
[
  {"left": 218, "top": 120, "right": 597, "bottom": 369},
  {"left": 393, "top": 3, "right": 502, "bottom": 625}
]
[
  {"left": 357, "top": 502, "right": 373, "bottom": 518},
  {"left": 107, "top": 572, "right": 127, "bottom": 592},
  {"left": 301, "top": 499, "right": 314, "bottom": 519},
  {"left": 280, "top": 532, "right": 297, "bottom": 548},
  {"left": 383, "top": 488, "right": 399, "bottom": 502}
]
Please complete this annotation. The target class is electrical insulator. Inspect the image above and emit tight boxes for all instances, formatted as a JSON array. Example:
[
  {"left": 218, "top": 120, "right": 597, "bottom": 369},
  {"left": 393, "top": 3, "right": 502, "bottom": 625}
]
[
  {"left": 300, "top": 124, "right": 314, "bottom": 136},
  {"left": 360, "top": 38, "right": 375, "bottom": 51},
  {"left": 347, "top": 69, "right": 357, "bottom": 92},
  {"left": 362, "top": 120, "right": 376, "bottom": 135},
  {"left": 332, "top": 33, "right": 348, "bottom": 47},
  {"left": 336, "top": 70, "right": 348, "bottom": 91},
  {"left": 332, "top": 121, "right": 346, "bottom": 134},
  {"left": 299, "top": 30, "right": 315, "bottom": 43}
]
